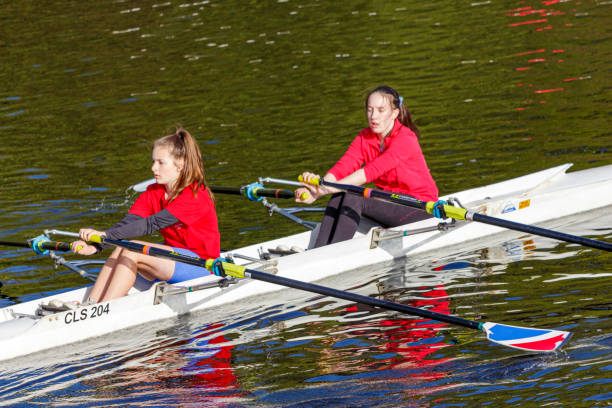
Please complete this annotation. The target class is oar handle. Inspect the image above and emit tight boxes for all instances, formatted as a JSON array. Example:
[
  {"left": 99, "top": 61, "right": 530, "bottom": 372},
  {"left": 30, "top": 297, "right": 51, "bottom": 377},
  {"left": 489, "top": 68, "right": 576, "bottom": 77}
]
[
  {"left": 212, "top": 185, "right": 295, "bottom": 200},
  {"left": 212, "top": 185, "right": 308, "bottom": 200},
  {"left": 89, "top": 235, "right": 104, "bottom": 244},
  {"left": 298, "top": 175, "right": 321, "bottom": 186},
  {"left": 40, "top": 241, "right": 72, "bottom": 252}
]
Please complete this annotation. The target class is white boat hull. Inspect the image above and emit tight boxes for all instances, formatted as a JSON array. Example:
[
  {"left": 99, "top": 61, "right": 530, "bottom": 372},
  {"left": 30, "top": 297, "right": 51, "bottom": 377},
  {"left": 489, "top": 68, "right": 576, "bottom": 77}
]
[{"left": 1, "top": 163, "right": 611, "bottom": 361}]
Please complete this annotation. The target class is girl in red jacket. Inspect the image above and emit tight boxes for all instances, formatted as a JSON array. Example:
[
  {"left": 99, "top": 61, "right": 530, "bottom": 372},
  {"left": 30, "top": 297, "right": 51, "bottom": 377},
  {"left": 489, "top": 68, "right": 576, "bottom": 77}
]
[
  {"left": 296, "top": 86, "right": 438, "bottom": 247},
  {"left": 71, "top": 128, "right": 220, "bottom": 302}
]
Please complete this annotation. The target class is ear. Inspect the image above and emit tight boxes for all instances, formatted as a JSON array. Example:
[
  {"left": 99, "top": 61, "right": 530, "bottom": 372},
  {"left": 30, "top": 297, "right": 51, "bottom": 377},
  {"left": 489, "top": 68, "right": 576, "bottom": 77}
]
[
  {"left": 175, "top": 158, "right": 185, "bottom": 172},
  {"left": 392, "top": 107, "right": 400, "bottom": 119}
]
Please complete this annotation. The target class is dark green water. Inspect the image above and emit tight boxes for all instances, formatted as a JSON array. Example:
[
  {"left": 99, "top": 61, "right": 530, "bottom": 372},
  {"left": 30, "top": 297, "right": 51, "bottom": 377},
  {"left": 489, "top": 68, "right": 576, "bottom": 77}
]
[{"left": 0, "top": 0, "right": 611, "bottom": 406}]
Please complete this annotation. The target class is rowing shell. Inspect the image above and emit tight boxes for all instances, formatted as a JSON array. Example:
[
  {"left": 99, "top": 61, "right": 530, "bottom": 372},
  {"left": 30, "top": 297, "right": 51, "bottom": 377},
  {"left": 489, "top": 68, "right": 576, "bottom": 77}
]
[{"left": 0, "top": 163, "right": 610, "bottom": 361}]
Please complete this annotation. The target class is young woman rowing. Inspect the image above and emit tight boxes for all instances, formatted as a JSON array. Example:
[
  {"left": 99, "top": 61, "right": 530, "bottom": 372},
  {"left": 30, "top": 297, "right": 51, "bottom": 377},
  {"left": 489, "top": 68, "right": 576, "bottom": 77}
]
[
  {"left": 296, "top": 85, "right": 438, "bottom": 247},
  {"left": 71, "top": 128, "right": 220, "bottom": 303}
]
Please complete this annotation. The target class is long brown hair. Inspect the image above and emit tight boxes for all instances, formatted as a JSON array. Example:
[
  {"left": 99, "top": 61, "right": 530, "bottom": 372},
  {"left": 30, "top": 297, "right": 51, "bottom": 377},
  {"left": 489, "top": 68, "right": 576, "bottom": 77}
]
[
  {"left": 154, "top": 128, "right": 215, "bottom": 204},
  {"left": 366, "top": 85, "right": 420, "bottom": 138}
]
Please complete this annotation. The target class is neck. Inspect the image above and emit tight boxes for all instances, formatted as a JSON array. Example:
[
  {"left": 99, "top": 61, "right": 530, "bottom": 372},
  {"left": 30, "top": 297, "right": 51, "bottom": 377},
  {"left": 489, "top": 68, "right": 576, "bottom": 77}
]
[
  {"left": 377, "top": 122, "right": 395, "bottom": 141},
  {"left": 164, "top": 181, "right": 176, "bottom": 197}
]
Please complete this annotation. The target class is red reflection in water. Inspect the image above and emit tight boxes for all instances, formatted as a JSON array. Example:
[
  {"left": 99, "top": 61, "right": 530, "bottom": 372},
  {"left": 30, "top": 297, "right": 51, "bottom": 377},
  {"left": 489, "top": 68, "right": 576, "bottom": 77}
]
[
  {"left": 517, "top": 49, "right": 546, "bottom": 55},
  {"left": 321, "top": 284, "right": 455, "bottom": 389},
  {"left": 534, "top": 88, "right": 563, "bottom": 94},
  {"left": 377, "top": 287, "right": 453, "bottom": 372},
  {"left": 179, "top": 322, "right": 242, "bottom": 395},
  {"left": 508, "top": 1, "right": 579, "bottom": 112},
  {"left": 82, "top": 326, "right": 243, "bottom": 404},
  {"left": 509, "top": 19, "right": 548, "bottom": 26}
]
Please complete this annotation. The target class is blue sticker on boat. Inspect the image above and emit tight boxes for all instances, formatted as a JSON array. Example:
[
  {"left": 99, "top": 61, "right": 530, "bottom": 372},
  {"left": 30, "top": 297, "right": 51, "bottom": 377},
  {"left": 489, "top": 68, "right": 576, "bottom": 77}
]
[{"left": 502, "top": 202, "right": 516, "bottom": 214}]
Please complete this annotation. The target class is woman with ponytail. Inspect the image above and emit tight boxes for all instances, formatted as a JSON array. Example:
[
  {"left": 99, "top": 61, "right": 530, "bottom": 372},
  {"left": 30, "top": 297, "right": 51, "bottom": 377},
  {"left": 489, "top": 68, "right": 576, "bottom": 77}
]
[
  {"left": 71, "top": 128, "right": 220, "bottom": 302},
  {"left": 296, "top": 86, "right": 438, "bottom": 247}
]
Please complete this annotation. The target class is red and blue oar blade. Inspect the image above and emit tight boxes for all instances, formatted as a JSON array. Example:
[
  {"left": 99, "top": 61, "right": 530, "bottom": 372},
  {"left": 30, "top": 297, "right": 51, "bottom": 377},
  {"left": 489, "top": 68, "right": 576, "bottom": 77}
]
[{"left": 481, "top": 322, "right": 571, "bottom": 352}]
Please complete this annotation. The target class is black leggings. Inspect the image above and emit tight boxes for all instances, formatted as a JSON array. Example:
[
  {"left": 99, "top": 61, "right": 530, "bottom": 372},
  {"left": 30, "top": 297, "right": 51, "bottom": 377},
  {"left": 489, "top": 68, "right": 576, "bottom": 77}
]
[{"left": 314, "top": 192, "right": 432, "bottom": 248}]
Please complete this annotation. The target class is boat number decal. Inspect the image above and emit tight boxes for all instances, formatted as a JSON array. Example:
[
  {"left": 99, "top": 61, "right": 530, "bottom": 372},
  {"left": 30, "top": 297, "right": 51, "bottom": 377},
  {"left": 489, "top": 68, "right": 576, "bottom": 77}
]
[
  {"left": 502, "top": 201, "right": 516, "bottom": 214},
  {"left": 64, "top": 303, "right": 110, "bottom": 324},
  {"left": 519, "top": 199, "right": 531, "bottom": 209}
]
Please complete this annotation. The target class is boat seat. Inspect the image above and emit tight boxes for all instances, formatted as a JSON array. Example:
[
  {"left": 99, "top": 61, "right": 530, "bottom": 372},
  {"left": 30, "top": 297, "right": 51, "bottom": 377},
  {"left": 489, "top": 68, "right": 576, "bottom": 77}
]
[
  {"left": 131, "top": 274, "right": 157, "bottom": 292},
  {"left": 356, "top": 216, "right": 380, "bottom": 235}
]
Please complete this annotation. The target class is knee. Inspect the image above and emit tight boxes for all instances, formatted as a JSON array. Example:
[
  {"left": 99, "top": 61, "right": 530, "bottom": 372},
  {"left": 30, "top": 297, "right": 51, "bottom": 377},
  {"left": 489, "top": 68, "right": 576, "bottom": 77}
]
[
  {"left": 117, "top": 248, "right": 135, "bottom": 259},
  {"left": 116, "top": 248, "right": 139, "bottom": 266}
]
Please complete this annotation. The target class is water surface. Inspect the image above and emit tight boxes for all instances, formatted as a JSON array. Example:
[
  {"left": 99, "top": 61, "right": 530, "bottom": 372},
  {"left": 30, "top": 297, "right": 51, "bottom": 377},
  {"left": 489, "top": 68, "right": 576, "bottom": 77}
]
[{"left": 0, "top": 0, "right": 610, "bottom": 406}]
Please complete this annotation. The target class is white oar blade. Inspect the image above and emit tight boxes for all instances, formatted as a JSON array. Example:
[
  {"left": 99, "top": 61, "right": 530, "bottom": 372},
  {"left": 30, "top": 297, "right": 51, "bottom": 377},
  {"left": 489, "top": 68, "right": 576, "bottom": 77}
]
[
  {"left": 130, "top": 178, "right": 155, "bottom": 192},
  {"left": 482, "top": 322, "right": 571, "bottom": 352}
]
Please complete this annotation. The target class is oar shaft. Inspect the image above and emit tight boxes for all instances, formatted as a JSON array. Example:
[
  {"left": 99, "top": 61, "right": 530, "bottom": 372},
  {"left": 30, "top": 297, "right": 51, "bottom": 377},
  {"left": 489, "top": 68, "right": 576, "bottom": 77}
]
[
  {"left": 324, "top": 181, "right": 428, "bottom": 210},
  {"left": 94, "top": 236, "right": 570, "bottom": 352},
  {"left": 0, "top": 240, "right": 30, "bottom": 248},
  {"left": 0, "top": 240, "right": 72, "bottom": 252},
  {"left": 92, "top": 236, "right": 209, "bottom": 268},
  {"left": 95, "top": 236, "right": 479, "bottom": 329},
  {"left": 247, "top": 269, "right": 481, "bottom": 330},
  {"left": 471, "top": 213, "right": 612, "bottom": 251},
  {"left": 314, "top": 179, "right": 611, "bottom": 252}
]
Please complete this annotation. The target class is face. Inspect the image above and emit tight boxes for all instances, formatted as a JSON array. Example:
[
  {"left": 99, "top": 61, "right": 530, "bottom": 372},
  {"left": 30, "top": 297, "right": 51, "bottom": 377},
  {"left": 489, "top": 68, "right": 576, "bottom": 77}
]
[
  {"left": 151, "top": 146, "right": 183, "bottom": 188},
  {"left": 367, "top": 92, "right": 399, "bottom": 136}
]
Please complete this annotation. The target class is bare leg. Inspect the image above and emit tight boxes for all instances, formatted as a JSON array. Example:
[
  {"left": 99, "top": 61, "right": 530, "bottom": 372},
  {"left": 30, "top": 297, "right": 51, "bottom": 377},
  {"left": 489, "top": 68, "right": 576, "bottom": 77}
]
[
  {"left": 98, "top": 248, "right": 139, "bottom": 301},
  {"left": 88, "top": 246, "right": 122, "bottom": 302},
  {"left": 98, "top": 241, "right": 177, "bottom": 302}
]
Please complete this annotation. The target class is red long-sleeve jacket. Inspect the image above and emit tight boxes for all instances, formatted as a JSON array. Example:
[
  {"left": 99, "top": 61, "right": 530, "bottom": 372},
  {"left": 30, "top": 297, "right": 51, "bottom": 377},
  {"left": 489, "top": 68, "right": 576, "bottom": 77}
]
[{"left": 328, "top": 119, "right": 438, "bottom": 201}]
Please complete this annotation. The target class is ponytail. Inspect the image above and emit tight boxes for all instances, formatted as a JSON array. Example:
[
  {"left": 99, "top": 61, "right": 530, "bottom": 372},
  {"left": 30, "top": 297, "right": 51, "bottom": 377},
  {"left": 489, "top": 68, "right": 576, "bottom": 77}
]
[
  {"left": 366, "top": 85, "right": 420, "bottom": 138},
  {"left": 154, "top": 128, "right": 215, "bottom": 204}
]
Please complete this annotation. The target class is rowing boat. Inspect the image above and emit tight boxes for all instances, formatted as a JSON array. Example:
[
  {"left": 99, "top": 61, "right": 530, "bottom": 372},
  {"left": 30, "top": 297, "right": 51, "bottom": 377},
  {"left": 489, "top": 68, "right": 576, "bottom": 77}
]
[{"left": 1, "top": 163, "right": 610, "bottom": 361}]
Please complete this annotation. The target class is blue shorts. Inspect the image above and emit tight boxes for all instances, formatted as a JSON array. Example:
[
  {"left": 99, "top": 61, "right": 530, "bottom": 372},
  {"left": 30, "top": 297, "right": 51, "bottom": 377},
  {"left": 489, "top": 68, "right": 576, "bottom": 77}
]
[{"left": 168, "top": 247, "right": 210, "bottom": 284}]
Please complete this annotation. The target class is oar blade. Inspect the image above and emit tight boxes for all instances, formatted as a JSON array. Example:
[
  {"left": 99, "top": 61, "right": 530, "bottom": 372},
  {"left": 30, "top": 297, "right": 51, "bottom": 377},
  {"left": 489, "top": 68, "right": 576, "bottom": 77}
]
[{"left": 482, "top": 322, "right": 571, "bottom": 352}]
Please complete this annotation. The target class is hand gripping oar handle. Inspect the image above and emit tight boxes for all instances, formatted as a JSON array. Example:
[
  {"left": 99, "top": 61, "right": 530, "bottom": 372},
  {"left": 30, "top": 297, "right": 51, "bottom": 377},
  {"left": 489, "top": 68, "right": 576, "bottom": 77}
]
[
  {"left": 299, "top": 177, "right": 612, "bottom": 252},
  {"left": 92, "top": 235, "right": 571, "bottom": 353}
]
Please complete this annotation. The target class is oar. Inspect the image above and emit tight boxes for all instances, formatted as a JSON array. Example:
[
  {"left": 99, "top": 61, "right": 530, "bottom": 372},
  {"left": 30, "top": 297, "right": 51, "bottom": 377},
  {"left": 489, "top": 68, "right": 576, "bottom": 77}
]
[
  {"left": 0, "top": 239, "right": 72, "bottom": 252},
  {"left": 211, "top": 185, "right": 296, "bottom": 200},
  {"left": 89, "top": 235, "right": 572, "bottom": 353},
  {"left": 130, "top": 179, "right": 305, "bottom": 201},
  {"left": 299, "top": 177, "right": 612, "bottom": 252}
]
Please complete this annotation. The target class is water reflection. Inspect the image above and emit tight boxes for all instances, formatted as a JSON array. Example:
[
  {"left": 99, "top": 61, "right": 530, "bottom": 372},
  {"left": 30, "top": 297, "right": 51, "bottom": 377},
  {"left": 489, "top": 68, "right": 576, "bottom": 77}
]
[{"left": 1, "top": 222, "right": 610, "bottom": 406}]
